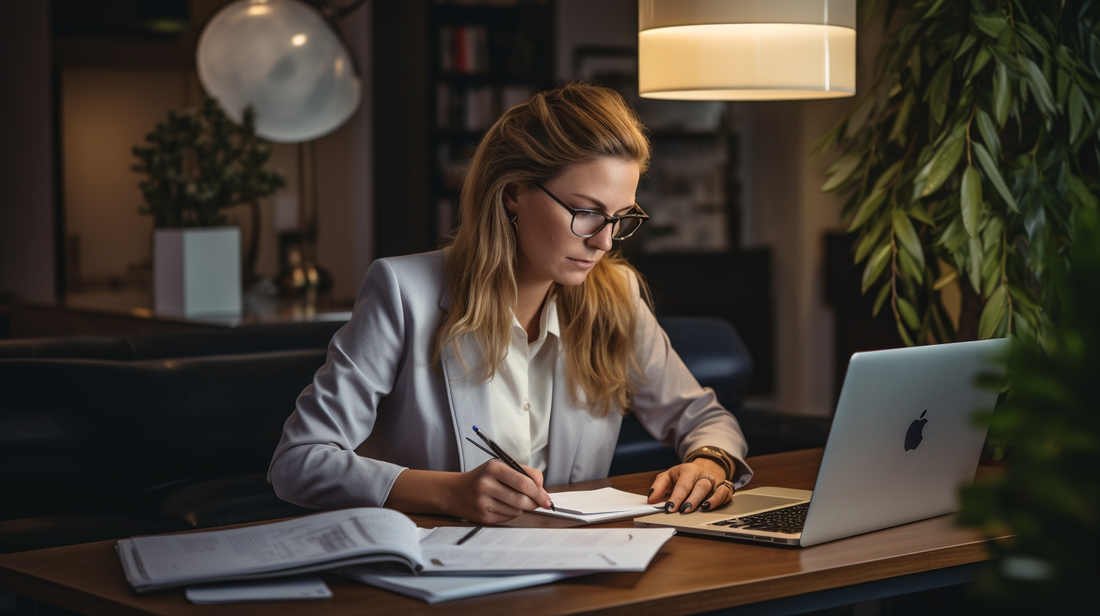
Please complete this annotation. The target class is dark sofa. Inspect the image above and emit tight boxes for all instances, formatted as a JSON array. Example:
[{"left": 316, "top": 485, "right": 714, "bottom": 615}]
[{"left": 0, "top": 317, "right": 829, "bottom": 555}]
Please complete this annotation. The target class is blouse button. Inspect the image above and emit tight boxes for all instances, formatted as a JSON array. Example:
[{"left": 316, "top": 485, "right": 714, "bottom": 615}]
[{"left": 523, "top": 402, "right": 531, "bottom": 411}]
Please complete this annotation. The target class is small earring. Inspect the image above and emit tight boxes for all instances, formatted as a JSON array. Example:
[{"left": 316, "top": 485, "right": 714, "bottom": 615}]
[{"left": 509, "top": 212, "right": 518, "bottom": 231}]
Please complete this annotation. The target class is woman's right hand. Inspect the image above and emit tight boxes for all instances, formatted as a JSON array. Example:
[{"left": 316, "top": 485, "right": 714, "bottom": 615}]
[
  {"left": 447, "top": 460, "right": 553, "bottom": 524},
  {"left": 385, "top": 461, "right": 552, "bottom": 524}
]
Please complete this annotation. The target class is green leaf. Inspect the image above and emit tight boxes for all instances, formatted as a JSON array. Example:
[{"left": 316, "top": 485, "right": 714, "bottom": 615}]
[
  {"left": 909, "top": 202, "right": 935, "bottom": 225},
  {"left": 896, "top": 320, "right": 915, "bottom": 346},
  {"left": 890, "top": 92, "right": 917, "bottom": 144},
  {"left": 848, "top": 189, "right": 889, "bottom": 232},
  {"left": 921, "top": 135, "right": 966, "bottom": 197},
  {"left": 928, "top": 63, "right": 952, "bottom": 126},
  {"left": 982, "top": 216, "right": 1004, "bottom": 253},
  {"left": 975, "top": 109, "right": 1001, "bottom": 159},
  {"left": 933, "top": 269, "right": 958, "bottom": 291},
  {"left": 955, "top": 33, "right": 978, "bottom": 60},
  {"left": 982, "top": 250, "right": 1000, "bottom": 298},
  {"left": 1023, "top": 57, "right": 1056, "bottom": 116},
  {"left": 897, "top": 297, "right": 920, "bottom": 330},
  {"left": 872, "top": 282, "right": 891, "bottom": 317},
  {"left": 898, "top": 245, "right": 925, "bottom": 284},
  {"left": 961, "top": 166, "right": 984, "bottom": 238},
  {"left": 873, "top": 161, "right": 904, "bottom": 193},
  {"left": 971, "top": 13, "right": 1007, "bottom": 38},
  {"left": 967, "top": 237, "right": 983, "bottom": 294},
  {"left": 1067, "top": 172, "right": 1099, "bottom": 209},
  {"left": 1057, "top": 68, "right": 1071, "bottom": 105},
  {"left": 822, "top": 155, "right": 863, "bottom": 192},
  {"left": 893, "top": 209, "right": 925, "bottom": 267},
  {"left": 972, "top": 142, "right": 1018, "bottom": 212},
  {"left": 922, "top": 0, "right": 948, "bottom": 19},
  {"left": 863, "top": 243, "right": 892, "bottom": 294},
  {"left": 1070, "top": 84, "right": 1085, "bottom": 144},
  {"left": 855, "top": 216, "right": 890, "bottom": 263},
  {"left": 1017, "top": 22, "right": 1051, "bottom": 58},
  {"left": 969, "top": 45, "right": 993, "bottom": 79},
  {"left": 939, "top": 211, "right": 971, "bottom": 251},
  {"left": 845, "top": 93, "right": 878, "bottom": 139},
  {"left": 978, "top": 285, "right": 1007, "bottom": 339},
  {"left": 993, "top": 63, "right": 1011, "bottom": 127}
]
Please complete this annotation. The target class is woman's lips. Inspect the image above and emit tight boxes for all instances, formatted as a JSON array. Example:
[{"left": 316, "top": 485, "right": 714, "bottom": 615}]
[{"left": 567, "top": 257, "right": 596, "bottom": 269}]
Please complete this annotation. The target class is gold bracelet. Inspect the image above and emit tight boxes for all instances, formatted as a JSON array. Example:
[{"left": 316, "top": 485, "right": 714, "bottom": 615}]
[{"left": 683, "top": 446, "right": 733, "bottom": 481}]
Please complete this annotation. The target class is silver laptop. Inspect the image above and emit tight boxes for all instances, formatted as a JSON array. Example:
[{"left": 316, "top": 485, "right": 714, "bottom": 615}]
[{"left": 635, "top": 338, "right": 1010, "bottom": 547}]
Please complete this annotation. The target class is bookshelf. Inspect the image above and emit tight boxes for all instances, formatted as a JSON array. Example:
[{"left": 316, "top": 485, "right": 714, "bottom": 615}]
[{"left": 374, "top": 0, "right": 555, "bottom": 257}]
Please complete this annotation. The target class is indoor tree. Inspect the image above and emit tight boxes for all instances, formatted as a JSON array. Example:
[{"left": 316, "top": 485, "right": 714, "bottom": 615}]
[
  {"left": 132, "top": 97, "right": 286, "bottom": 228},
  {"left": 815, "top": 0, "right": 1100, "bottom": 344}
]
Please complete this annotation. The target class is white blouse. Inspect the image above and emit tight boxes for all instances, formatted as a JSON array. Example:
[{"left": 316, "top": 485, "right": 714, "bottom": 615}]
[{"left": 488, "top": 297, "right": 559, "bottom": 473}]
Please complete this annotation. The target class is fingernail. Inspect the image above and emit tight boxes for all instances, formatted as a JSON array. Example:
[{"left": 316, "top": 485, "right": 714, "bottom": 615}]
[
  {"left": 648, "top": 488, "right": 654, "bottom": 496},
  {"left": 679, "top": 502, "right": 692, "bottom": 514},
  {"left": 664, "top": 501, "right": 675, "bottom": 513},
  {"left": 700, "top": 501, "right": 711, "bottom": 512}
]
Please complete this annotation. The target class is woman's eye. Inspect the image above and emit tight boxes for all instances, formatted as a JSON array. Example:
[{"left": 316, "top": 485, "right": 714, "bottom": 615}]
[{"left": 572, "top": 211, "right": 607, "bottom": 235}]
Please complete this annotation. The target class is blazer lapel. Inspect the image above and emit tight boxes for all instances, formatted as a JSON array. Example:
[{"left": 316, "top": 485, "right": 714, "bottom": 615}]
[
  {"left": 546, "top": 354, "right": 586, "bottom": 485},
  {"left": 440, "top": 332, "right": 493, "bottom": 472}
]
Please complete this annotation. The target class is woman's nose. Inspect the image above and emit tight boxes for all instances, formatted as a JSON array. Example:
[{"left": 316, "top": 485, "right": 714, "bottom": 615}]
[{"left": 586, "top": 222, "right": 615, "bottom": 252}]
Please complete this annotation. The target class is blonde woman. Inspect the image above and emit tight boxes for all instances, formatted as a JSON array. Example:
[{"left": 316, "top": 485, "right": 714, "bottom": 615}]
[{"left": 269, "top": 83, "right": 752, "bottom": 524}]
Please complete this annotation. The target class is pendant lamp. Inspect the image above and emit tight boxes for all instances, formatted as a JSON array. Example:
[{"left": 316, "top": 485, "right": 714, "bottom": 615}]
[{"left": 638, "top": 0, "right": 856, "bottom": 101}]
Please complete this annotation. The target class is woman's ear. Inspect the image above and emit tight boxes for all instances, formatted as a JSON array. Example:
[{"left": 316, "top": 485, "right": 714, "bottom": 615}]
[{"left": 502, "top": 182, "right": 520, "bottom": 214}]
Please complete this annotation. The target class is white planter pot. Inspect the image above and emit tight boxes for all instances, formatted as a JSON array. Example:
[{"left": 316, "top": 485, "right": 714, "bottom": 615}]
[{"left": 153, "top": 228, "right": 242, "bottom": 317}]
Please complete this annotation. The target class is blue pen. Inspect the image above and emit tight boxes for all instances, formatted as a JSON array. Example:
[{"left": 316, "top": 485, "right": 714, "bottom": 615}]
[{"left": 472, "top": 426, "right": 556, "bottom": 512}]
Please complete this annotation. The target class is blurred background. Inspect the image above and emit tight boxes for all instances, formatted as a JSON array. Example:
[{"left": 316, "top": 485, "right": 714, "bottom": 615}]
[{"left": 0, "top": 0, "right": 894, "bottom": 418}]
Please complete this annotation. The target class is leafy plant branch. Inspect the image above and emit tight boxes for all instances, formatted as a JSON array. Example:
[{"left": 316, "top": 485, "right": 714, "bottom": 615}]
[{"left": 816, "top": 0, "right": 1100, "bottom": 345}]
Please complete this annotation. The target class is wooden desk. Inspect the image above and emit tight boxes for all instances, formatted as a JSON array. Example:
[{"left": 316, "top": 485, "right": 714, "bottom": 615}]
[{"left": 0, "top": 449, "right": 1007, "bottom": 616}]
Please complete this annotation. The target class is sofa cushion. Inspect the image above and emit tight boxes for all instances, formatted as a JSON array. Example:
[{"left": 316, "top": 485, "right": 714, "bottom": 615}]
[{"left": 0, "top": 349, "right": 327, "bottom": 522}]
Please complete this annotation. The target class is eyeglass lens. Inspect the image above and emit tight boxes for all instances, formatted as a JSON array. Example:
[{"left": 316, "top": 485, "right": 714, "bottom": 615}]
[{"left": 572, "top": 211, "right": 643, "bottom": 239}]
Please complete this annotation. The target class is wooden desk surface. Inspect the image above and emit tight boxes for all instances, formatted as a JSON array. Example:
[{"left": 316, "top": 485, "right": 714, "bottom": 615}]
[{"left": 0, "top": 449, "right": 1006, "bottom": 616}]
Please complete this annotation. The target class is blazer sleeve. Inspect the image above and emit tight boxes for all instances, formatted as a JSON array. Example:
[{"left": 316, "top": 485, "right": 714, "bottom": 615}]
[
  {"left": 268, "top": 258, "right": 411, "bottom": 508},
  {"left": 625, "top": 271, "right": 754, "bottom": 488}
]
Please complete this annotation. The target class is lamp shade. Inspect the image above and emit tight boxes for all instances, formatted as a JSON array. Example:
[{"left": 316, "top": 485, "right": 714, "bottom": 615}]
[
  {"left": 196, "top": 0, "right": 362, "bottom": 143},
  {"left": 638, "top": 0, "right": 856, "bottom": 101}
]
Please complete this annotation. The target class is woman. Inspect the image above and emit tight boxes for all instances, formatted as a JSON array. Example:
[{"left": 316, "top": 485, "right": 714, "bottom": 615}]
[{"left": 269, "top": 83, "right": 752, "bottom": 524}]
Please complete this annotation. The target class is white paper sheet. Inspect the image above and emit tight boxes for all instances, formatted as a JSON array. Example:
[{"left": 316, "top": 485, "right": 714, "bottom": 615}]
[
  {"left": 416, "top": 526, "right": 675, "bottom": 573},
  {"left": 185, "top": 578, "right": 332, "bottom": 604},
  {"left": 534, "top": 487, "right": 663, "bottom": 523}
]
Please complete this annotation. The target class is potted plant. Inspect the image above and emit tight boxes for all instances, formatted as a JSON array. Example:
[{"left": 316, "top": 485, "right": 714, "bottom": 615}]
[
  {"left": 132, "top": 97, "right": 286, "bottom": 316},
  {"left": 815, "top": 0, "right": 1100, "bottom": 344},
  {"left": 957, "top": 206, "right": 1100, "bottom": 611}
]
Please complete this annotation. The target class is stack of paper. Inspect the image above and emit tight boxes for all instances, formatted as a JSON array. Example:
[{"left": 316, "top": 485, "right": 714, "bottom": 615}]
[
  {"left": 115, "top": 506, "right": 676, "bottom": 602},
  {"left": 535, "top": 488, "right": 663, "bottom": 523}
]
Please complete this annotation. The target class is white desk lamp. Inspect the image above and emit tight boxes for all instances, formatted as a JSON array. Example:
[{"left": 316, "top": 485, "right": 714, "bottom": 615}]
[{"left": 196, "top": 0, "right": 366, "bottom": 294}]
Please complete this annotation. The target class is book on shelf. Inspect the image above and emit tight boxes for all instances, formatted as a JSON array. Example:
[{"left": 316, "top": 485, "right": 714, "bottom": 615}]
[
  {"left": 439, "top": 25, "right": 488, "bottom": 74},
  {"left": 436, "top": 83, "right": 537, "bottom": 131},
  {"left": 115, "top": 507, "right": 675, "bottom": 593}
]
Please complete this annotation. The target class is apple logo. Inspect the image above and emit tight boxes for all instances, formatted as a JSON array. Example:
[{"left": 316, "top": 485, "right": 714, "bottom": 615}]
[{"left": 905, "top": 410, "right": 928, "bottom": 451}]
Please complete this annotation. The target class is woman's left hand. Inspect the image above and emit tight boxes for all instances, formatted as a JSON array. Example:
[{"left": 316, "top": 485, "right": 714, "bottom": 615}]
[{"left": 646, "top": 458, "right": 733, "bottom": 514}]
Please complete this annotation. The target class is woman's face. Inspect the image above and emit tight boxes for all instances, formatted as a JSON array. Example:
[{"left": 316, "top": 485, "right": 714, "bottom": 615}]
[{"left": 506, "top": 157, "right": 641, "bottom": 288}]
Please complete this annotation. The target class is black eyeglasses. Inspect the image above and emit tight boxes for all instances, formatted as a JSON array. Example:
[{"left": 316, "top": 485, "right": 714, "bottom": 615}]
[{"left": 533, "top": 183, "right": 649, "bottom": 240}]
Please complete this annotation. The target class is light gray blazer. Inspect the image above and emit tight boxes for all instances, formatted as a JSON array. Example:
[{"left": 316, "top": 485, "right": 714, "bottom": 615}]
[{"left": 268, "top": 250, "right": 752, "bottom": 510}]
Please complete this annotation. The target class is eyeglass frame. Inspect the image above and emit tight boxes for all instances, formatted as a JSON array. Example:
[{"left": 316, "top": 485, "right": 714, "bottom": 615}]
[{"left": 532, "top": 182, "right": 649, "bottom": 240}]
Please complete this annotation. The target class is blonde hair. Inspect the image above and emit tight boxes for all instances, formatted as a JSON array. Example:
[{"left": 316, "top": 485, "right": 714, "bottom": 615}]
[{"left": 436, "top": 82, "right": 652, "bottom": 415}]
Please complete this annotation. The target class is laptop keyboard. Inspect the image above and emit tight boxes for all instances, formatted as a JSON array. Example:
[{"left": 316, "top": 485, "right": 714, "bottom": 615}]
[{"left": 708, "top": 502, "right": 809, "bottom": 534}]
